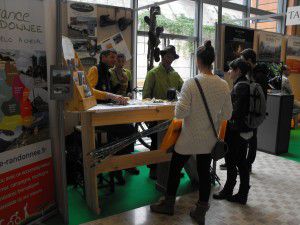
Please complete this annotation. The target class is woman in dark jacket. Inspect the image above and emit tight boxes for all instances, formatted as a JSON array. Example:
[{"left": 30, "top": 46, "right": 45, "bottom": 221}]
[{"left": 213, "top": 58, "right": 252, "bottom": 205}]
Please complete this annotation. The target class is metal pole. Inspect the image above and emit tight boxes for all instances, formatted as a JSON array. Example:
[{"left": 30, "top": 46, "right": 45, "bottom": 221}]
[
  {"left": 131, "top": 0, "right": 138, "bottom": 92},
  {"left": 216, "top": 0, "right": 223, "bottom": 70},
  {"left": 55, "top": 0, "right": 69, "bottom": 224}
]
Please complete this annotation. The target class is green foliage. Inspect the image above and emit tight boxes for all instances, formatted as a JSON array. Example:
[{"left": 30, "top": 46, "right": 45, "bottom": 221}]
[{"left": 137, "top": 11, "right": 242, "bottom": 56}]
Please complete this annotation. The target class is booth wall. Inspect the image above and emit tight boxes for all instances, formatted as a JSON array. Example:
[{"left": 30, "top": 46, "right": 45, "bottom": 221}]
[{"left": 61, "top": 2, "right": 134, "bottom": 136}]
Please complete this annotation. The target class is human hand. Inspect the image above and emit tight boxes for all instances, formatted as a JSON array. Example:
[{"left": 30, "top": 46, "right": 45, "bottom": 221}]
[{"left": 109, "top": 94, "right": 128, "bottom": 105}]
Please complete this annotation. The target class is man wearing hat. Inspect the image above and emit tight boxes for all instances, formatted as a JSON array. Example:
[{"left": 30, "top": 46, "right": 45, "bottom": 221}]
[
  {"left": 143, "top": 45, "right": 183, "bottom": 179},
  {"left": 143, "top": 45, "right": 183, "bottom": 100}
]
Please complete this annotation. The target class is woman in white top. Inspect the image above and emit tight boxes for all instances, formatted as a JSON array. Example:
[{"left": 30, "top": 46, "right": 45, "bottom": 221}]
[{"left": 150, "top": 41, "right": 232, "bottom": 224}]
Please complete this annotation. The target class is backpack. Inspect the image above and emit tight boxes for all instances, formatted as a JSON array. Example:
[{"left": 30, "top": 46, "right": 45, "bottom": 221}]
[{"left": 239, "top": 81, "right": 267, "bottom": 129}]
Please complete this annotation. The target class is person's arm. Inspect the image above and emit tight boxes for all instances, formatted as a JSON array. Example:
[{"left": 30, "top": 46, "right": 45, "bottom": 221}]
[
  {"left": 86, "top": 66, "right": 127, "bottom": 105},
  {"left": 127, "top": 70, "right": 133, "bottom": 94},
  {"left": 142, "top": 71, "right": 155, "bottom": 99},
  {"left": 175, "top": 80, "right": 192, "bottom": 119},
  {"left": 219, "top": 84, "right": 233, "bottom": 121},
  {"left": 229, "top": 83, "right": 249, "bottom": 130},
  {"left": 177, "top": 73, "right": 184, "bottom": 91}
]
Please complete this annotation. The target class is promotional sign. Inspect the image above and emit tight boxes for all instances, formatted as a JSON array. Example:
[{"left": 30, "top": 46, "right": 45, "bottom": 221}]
[
  {"left": 286, "top": 6, "right": 300, "bottom": 26},
  {"left": 0, "top": 140, "right": 55, "bottom": 225},
  {"left": 258, "top": 32, "right": 282, "bottom": 63},
  {"left": 100, "top": 32, "right": 132, "bottom": 61},
  {"left": 286, "top": 36, "right": 300, "bottom": 73},
  {"left": 223, "top": 25, "right": 254, "bottom": 71},
  {"left": 0, "top": 0, "right": 55, "bottom": 223}
]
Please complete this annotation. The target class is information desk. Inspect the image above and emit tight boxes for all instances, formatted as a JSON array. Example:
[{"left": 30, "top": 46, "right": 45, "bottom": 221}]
[{"left": 79, "top": 102, "right": 175, "bottom": 214}]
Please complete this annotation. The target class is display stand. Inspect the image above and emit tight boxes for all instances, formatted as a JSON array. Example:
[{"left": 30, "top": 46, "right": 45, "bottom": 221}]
[{"left": 65, "top": 53, "right": 97, "bottom": 111}]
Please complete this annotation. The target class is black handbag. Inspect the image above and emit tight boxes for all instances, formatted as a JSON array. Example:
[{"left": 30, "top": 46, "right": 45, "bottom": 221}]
[{"left": 194, "top": 78, "right": 228, "bottom": 161}]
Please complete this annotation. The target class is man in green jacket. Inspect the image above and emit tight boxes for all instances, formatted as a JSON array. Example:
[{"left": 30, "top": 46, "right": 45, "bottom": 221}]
[
  {"left": 142, "top": 45, "right": 183, "bottom": 179},
  {"left": 143, "top": 45, "right": 183, "bottom": 100}
]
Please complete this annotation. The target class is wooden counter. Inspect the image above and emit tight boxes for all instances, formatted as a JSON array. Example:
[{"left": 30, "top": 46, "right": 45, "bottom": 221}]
[{"left": 79, "top": 102, "right": 175, "bottom": 214}]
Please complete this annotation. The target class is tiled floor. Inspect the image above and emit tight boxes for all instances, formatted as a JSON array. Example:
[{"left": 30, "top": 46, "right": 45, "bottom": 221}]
[{"left": 82, "top": 151, "right": 300, "bottom": 225}]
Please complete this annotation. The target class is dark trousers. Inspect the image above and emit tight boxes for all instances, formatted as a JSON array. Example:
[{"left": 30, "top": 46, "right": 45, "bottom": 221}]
[
  {"left": 148, "top": 122, "right": 158, "bottom": 170},
  {"left": 166, "top": 151, "right": 212, "bottom": 203},
  {"left": 247, "top": 128, "right": 257, "bottom": 166},
  {"left": 224, "top": 128, "right": 250, "bottom": 193}
]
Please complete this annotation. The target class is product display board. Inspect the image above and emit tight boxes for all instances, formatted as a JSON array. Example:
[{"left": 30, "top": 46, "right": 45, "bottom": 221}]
[
  {"left": 286, "top": 36, "right": 300, "bottom": 73},
  {"left": 0, "top": 0, "right": 56, "bottom": 224},
  {"left": 223, "top": 25, "right": 254, "bottom": 71},
  {"left": 67, "top": 1, "right": 98, "bottom": 67},
  {"left": 258, "top": 32, "right": 282, "bottom": 63}
]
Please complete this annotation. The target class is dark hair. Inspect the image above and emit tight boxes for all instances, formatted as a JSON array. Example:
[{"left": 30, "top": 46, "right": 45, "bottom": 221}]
[
  {"left": 240, "top": 48, "right": 256, "bottom": 64},
  {"left": 100, "top": 49, "right": 117, "bottom": 62},
  {"left": 196, "top": 40, "right": 215, "bottom": 67},
  {"left": 117, "top": 53, "right": 126, "bottom": 60},
  {"left": 229, "top": 58, "right": 250, "bottom": 76}
]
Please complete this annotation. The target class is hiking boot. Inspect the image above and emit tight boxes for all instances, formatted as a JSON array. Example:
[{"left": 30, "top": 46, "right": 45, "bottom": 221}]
[
  {"left": 190, "top": 201, "right": 210, "bottom": 225},
  {"left": 213, "top": 189, "right": 232, "bottom": 200},
  {"left": 150, "top": 196, "right": 175, "bottom": 215},
  {"left": 227, "top": 186, "right": 250, "bottom": 205},
  {"left": 100, "top": 15, "right": 116, "bottom": 27}
]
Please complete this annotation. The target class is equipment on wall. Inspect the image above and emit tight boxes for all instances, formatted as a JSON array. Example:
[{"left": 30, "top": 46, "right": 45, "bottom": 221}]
[
  {"left": 99, "top": 14, "right": 116, "bottom": 27},
  {"left": 118, "top": 17, "right": 132, "bottom": 31},
  {"left": 144, "top": 6, "right": 164, "bottom": 71}
]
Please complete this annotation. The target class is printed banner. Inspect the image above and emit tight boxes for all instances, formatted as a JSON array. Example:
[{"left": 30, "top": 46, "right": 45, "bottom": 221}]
[
  {"left": 258, "top": 32, "right": 282, "bottom": 63},
  {"left": 0, "top": 0, "right": 55, "bottom": 223},
  {"left": 223, "top": 25, "right": 254, "bottom": 71},
  {"left": 100, "top": 32, "right": 132, "bottom": 61},
  {"left": 0, "top": 0, "right": 45, "bottom": 51},
  {"left": 0, "top": 140, "right": 55, "bottom": 225},
  {"left": 286, "top": 36, "right": 300, "bottom": 74}
]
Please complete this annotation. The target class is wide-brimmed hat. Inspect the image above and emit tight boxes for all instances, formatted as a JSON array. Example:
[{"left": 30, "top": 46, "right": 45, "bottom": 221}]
[{"left": 160, "top": 45, "right": 179, "bottom": 59}]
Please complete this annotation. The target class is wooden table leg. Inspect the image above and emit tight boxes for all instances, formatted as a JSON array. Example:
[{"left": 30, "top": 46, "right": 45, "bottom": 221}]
[{"left": 81, "top": 113, "right": 100, "bottom": 214}]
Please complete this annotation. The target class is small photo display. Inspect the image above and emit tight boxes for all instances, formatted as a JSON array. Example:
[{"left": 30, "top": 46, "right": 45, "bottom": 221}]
[
  {"left": 73, "top": 71, "right": 79, "bottom": 85},
  {"left": 78, "top": 71, "right": 85, "bottom": 85},
  {"left": 50, "top": 66, "right": 73, "bottom": 100}
]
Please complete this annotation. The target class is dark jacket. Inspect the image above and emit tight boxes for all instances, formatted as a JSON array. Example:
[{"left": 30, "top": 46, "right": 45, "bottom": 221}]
[
  {"left": 228, "top": 75, "right": 252, "bottom": 133},
  {"left": 253, "top": 64, "right": 269, "bottom": 99},
  {"left": 96, "top": 62, "right": 111, "bottom": 92}
]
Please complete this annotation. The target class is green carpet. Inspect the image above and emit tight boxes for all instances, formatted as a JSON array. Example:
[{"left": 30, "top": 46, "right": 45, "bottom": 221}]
[
  {"left": 282, "top": 129, "right": 300, "bottom": 163},
  {"left": 45, "top": 166, "right": 195, "bottom": 225},
  {"left": 45, "top": 129, "right": 300, "bottom": 225}
]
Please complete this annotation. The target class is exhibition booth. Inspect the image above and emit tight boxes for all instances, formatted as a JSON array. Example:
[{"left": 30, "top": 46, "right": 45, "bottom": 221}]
[{"left": 0, "top": 0, "right": 300, "bottom": 225}]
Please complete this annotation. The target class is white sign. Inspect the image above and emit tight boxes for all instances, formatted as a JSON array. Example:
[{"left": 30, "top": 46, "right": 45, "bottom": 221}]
[
  {"left": 286, "top": 6, "right": 300, "bottom": 26},
  {"left": 62, "top": 35, "right": 75, "bottom": 60},
  {"left": 0, "top": 140, "right": 52, "bottom": 174},
  {"left": 100, "top": 33, "right": 132, "bottom": 61},
  {"left": 0, "top": 0, "right": 45, "bottom": 51}
]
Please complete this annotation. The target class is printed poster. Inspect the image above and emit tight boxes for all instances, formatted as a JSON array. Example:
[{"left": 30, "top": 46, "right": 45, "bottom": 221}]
[
  {"left": 67, "top": 1, "right": 97, "bottom": 38},
  {"left": 67, "top": 2, "right": 98, "bottom": 66},
  {"left": 100, "top": 33, "right": 132, "bottom": 61},
  {"left": 258, "top": 32, "right": 282, "bottom": 63},
  {"left": 286, "top": 36, "right": 300, "bottom": 73},
  {"left": 0, "top": 0, "right": 55, "bottom": 223},
  {"left": 223, "top": 25, "right": 254, "bottom": 71}
]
